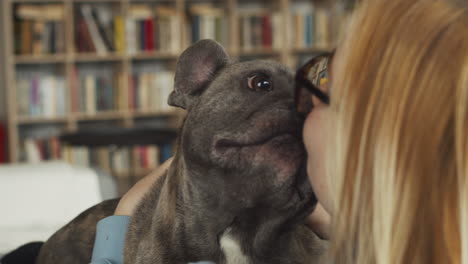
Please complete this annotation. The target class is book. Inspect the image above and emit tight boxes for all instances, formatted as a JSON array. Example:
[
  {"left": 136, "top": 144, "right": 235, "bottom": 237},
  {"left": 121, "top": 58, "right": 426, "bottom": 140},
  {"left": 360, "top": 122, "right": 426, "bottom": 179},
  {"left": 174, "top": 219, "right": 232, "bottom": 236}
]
[
  {"left": 80, "top": 5, "right": 108, "bottom": 55},
  {"left": 16, "top": 74, "right": 66, "bottom": 117},
  {"left": 125, "top": 5, "right": 180, "bottom": 54},
  {"left": 15, "top": 4, "right": 65, "bottom": 55},
  {"left": 126, "top": 18, "right": 137, "bottom": 55},
  {"left": 85, "top": 75, "right": 97, "bottom": 114},
  {"left": 77, "top": 16, "right": 96, "bottom": 52},
  {"left": 20, "top": 20, "right": 33, "bottom": 54},
  {"left": 60, "top": 144, "right": 167, "bottom": 173},
  {"left": 32, "top": 21, "right": 45, "bottom": 55},
  {"left": 114, "top": 15, "right": 125, "bottom": 53},
  {"left": 239, "top": 13, "right": 278, "bottom": 51},
  {"left": 129, "top": 71, "right": 174, "bottom": 112},
  {"left": 262, "top": 16, "right": 272, "bottom": 48},
  {"left": 290, "top": 4, "right": 332, "bottom": 48},
  {"left": 74, "top": 65, "right": 121, "bottom": 114},
  {"left": 155, "top": 7, "right": 180, "bottom": 53},
  {"left": 91, "top": 6, "right": 115, "bottom": 51},
  {"left": 315, "top": 9, "right": 330, "bottom": 47},
  {"left": 272, "top": 13, "right": 282, "bottom": 49},
  {"left": 190, "top": 5, "right": 227, "bottom": 46},
  {"left": 17, "top": 79, "right": 30, "bottom": 115},
  {"left": 116, "top": 72, "right": 126, "bottom": 111}
]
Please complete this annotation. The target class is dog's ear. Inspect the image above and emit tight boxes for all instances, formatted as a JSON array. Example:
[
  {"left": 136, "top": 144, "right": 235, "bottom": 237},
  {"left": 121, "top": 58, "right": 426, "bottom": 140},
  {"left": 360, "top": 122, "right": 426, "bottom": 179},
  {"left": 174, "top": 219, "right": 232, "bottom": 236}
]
[{"left": 168, "top": 39, "right": 230, "bottom": 110}]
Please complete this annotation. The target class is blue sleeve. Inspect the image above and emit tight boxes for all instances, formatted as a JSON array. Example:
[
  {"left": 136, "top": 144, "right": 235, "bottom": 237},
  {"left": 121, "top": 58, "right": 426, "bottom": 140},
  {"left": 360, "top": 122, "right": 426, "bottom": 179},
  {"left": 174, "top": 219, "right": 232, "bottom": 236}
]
[
  {"left": 90, "top": 215, "right": 130, "bottom": 264},
  {"left": 89, "top": 215, "right": 216, "bottom": 264}
]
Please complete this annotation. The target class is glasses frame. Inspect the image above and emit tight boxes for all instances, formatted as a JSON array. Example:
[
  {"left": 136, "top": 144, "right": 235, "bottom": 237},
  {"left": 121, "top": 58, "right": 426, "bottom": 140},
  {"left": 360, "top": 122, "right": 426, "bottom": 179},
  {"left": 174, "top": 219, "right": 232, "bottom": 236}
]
[{"left": 294, "top": 51, "right": 334, "bottom": 107}]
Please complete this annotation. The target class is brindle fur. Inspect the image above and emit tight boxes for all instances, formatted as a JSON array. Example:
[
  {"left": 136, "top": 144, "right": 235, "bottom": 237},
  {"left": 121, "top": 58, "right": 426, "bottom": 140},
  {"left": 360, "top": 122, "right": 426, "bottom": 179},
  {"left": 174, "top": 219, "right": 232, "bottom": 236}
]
[{"left": 36, "top": 199, "right": 119, "bottom": 264}]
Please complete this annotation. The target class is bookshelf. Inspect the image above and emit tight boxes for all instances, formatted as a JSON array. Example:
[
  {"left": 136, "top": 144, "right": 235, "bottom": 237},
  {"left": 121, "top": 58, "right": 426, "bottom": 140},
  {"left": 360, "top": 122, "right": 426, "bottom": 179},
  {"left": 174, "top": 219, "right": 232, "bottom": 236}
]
[{"left": 1, "top": 0, "right": 347, "bottom": 165}]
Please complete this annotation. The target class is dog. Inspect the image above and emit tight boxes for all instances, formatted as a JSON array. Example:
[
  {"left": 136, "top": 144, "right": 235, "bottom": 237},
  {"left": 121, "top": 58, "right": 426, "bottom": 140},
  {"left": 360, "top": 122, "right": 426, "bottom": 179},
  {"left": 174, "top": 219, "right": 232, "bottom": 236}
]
[{"left": 36, "top": 39, "right": 327, "bottom": 264}]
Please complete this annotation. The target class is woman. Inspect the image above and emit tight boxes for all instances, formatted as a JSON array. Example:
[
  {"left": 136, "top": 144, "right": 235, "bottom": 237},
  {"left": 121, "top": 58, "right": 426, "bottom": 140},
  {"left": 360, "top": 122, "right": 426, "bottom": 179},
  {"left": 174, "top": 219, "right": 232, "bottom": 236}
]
[
  {"left": 305, "top": 0, "right": 468, "bottom": 262},
  {"left": 97, "top": 0, "right": 468, "bottom": 263}
]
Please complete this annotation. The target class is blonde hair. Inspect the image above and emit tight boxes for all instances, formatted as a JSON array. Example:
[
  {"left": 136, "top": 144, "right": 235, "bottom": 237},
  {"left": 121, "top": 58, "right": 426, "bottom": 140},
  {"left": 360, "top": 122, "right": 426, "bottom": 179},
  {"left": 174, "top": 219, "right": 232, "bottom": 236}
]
[{"left": 328, "top": 0, "right": 468, "bottom": 263}]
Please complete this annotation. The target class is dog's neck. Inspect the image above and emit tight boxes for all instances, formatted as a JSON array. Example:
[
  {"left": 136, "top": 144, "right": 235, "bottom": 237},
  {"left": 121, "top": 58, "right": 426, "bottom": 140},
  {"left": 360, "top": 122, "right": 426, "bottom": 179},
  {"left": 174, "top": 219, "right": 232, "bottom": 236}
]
[{"left": 152, "top": 151, "right": 298, "bottom": 264}]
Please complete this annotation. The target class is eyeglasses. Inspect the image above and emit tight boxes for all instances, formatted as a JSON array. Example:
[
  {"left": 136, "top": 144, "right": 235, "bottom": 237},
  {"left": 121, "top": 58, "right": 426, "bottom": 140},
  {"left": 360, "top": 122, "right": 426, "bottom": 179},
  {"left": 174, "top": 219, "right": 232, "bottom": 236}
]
[{"left": 294, "top": 51, "right": 334, "bottom": 117}]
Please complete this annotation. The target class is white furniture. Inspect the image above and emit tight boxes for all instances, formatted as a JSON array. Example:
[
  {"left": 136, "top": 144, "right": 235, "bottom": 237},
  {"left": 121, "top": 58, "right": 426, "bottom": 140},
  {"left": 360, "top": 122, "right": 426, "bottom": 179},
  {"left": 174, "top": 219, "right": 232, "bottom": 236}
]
[{"left": 0, "top": 161, "right": 117, "bottom": 254}]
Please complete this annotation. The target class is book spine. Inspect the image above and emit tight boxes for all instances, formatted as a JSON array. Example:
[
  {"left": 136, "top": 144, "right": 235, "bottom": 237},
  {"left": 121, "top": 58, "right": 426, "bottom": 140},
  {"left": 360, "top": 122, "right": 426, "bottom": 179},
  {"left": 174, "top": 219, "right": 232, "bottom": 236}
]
[
  {"left": 21, "top": 20, "right": 33, "bottom": 54},
  {"left": 139, "top": 20, "right": 145, "bottom": 51},
  {"left": 272, "top": 13, "right": 281, "bottom": 50},
  {"left": 80, "top": 5, "right": 108, "bottom": 54},
  {"left": 47, "top": 22, "right": 55, "bottom": 53},
  {"left": 91, "top": 6, "right": 114, "bottom": 51},
  {"left": 56, "top": 77, "right": 66, "bottom": 115},
  {"left": 144, "top": 19, "right": 154, "bottom": 51},
  {"left": 43, "top": 76, "right": 56, "bottom": 117},
  {"left": 306, "top": 14, "right": 313, "bottom": 46},
  {"left": 31, "top": 76, "right": 39, "bottom": 116},
  {"left": 192, "top": 15, "right": 200, "bottom": 43},
  {"left": 161, "top": 18, "right": 170, "bottom": 52},
  {"left": 105, "top": 77, "right": 114, "bottom": 110},
  {"left": 85, "top": 75, "right": 96, "bottom": 114},
  {"left": 117, "top": 73, "right": 125, "bottom": 111},
  {"left": 242, "top": 16, "right": 251, "bottom": 51},
  {"left": 128, "top": 75, "right": 135, "bottom": 110},
  {"left": 32, "top": 21, "right": 45, "bottom": 55},
  {"left": 170, "top": 16, "right": 180, "bottom": 53},
  {"left": 78, "top": 14, "right": 96, "bottom": 52},
  {"left": 154, "top": 17, "right": 160, "bottom": 51},
  {"left": 315, "top": 9, "right": 329, "bottom": 47},
  {"left": 71, "top": 67, "right": 79, "bottom": 112},
  {"left": 114, "top": 16, "right": 125, "bottom": 53},
  {"left": 55, "top": 22, "right": 64, "bottom": 53},
  {"left": 262, "top": 15, "right": 272, "bottom": 49},
  {"left": 95, "top": 76, "right": 103, "bottom": 111},
  {"left": 138, "top": 73, "right": 147, "bottom": 110},
  {"left": 17, "top": 79, "right": 30, "bottom": 115},
  {"left": 126, "top": 18, "right": 137, "bottom": 54}
]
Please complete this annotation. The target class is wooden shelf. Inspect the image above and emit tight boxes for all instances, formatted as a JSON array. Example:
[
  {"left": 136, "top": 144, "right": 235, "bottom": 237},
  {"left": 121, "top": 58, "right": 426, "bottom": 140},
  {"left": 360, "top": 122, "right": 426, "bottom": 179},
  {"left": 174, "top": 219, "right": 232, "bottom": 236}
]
[
  {"left": 239, "top": 48, "right": 281, "bottom": 56},
  {"left": 15, "top": 54, "right": 66, "bottom": 64},
  {"left": 12, "top": 0, "right": 64, "bottom": 3},
  {"left": 73, "top": 111, "right": 126, "bottom": 121},
  {"left": 291, "top": 47, "right": 334, "bottom": 54},
  {"left": 115, "top": 168, "right": 154, "bottom": 178},
  {"left": 132, "top": 110, "right": 178, "bottom": 117},
  {"left": 130, "top": 52, "right": 179, "bottom": 61},
  {"left": 17, "top": 115, "right": 68, "bottom": 124},
  {"left": 72, "top": 0, "right": 122, "bottom": 3},
  {"left": 74, "top": 53, "right": 124, "bottom": 62},
  {"left": 128, "top": 0, "right": 176, "bottom": 2}
]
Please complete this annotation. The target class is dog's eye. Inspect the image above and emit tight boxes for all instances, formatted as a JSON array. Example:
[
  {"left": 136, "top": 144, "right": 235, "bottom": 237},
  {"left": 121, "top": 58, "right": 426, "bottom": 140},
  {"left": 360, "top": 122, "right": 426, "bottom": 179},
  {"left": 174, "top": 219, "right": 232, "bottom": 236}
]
[{"left": 247, "top": 74, "right": 273, "bottom": 91}]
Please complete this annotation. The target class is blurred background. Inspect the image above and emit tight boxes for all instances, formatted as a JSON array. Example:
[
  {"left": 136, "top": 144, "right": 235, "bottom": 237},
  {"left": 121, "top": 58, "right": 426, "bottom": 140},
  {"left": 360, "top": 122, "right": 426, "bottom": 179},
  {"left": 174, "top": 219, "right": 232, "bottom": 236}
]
[{"left": 0, "top": 0, "right": 351, "bottom": 255}]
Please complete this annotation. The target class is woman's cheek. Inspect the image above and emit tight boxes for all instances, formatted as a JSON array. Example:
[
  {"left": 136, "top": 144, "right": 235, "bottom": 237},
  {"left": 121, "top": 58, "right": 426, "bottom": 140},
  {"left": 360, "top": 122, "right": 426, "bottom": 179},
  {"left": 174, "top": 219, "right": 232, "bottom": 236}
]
[{"left": 303, "top": 107, "right": 333, "bottom": 214}]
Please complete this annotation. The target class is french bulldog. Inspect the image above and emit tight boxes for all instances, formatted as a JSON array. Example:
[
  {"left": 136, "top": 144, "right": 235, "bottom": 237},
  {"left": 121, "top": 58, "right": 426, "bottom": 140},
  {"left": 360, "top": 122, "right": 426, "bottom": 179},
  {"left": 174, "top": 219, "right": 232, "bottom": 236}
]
[{"left": 36, "top": 39, "right": 327, "bottom": 264}]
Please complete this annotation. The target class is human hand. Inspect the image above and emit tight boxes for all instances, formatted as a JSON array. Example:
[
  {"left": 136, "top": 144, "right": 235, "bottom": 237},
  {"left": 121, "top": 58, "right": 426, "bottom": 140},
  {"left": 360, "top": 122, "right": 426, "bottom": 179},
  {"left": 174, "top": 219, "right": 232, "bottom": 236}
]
[{"left": 114, "top": 157, "right": 173, "bottom": 216}]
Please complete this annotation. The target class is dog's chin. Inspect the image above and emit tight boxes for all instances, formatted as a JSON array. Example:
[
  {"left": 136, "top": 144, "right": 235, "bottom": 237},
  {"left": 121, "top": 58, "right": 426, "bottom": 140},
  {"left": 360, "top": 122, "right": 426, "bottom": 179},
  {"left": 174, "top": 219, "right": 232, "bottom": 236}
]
[{"left": 212, "top": 133, "right": 304, "bottom": 182}]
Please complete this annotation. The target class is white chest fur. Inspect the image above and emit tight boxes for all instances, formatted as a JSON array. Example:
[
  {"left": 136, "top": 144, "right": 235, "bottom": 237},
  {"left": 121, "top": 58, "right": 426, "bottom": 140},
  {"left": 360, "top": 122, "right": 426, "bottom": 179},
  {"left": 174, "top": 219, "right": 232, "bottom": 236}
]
[{"left": 219, "top": 229, "right": 251, "bottom": 264}]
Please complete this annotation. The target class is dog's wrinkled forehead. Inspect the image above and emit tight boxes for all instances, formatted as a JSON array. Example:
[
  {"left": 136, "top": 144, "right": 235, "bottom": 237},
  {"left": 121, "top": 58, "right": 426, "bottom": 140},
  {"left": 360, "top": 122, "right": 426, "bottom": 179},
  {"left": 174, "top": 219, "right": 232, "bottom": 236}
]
[
  {"left": 227, "top": 60, "right": 292, "bottom": 77},
  {"left": 168, "top": 40, "right": 295, "bottom": 111},
  {"left": 193, "top": 60, "right": 294, "bottom": 117},
  {"left": 205, "top": 60, "right": 294, "bottom": 96}
]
